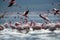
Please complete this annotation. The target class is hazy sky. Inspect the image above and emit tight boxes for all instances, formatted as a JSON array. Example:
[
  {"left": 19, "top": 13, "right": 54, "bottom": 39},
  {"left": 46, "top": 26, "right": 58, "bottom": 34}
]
[{"left": 0, "top": 0, "right": 60, "bottom": 12}]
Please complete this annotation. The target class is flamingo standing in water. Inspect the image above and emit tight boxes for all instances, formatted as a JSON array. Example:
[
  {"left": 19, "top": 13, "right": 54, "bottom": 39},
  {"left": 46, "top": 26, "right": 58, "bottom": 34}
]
[
  {"left": 14, "top": 22, "right": 30, "bottom": 33},
  {"left": 45, "top": 23, "right": 56, "bottom": 32},
  {"left": 4, "top": 23, "right": 9, "bottom": 28},
  {"left": 27, "top": 20, "right": 42, "bottom": 31},
  {"left": 9, "top": 21, "right": 16, "bottom": 30},
  {"left": 55, "top": 22, "right": 60, "bottom": 29},
  {"left": 39, "top": 14, "right": 58, "bottom": 32},
  {"left": 0, "top": 25, "right": 4, "bottom": 33},
  {"left": 31, "top": 24, "right": 41, "bottom": 31}
]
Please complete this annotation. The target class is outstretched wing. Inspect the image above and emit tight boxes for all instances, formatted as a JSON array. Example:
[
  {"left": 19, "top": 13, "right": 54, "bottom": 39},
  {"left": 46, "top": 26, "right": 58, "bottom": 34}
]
[
  {"left": 11, "top": 0, "right": 15, "bottom": 1},
  {"left": 39, "top": 14, "right": 50, "bottom": 22},
  {"left": 23, "top": 10, "right": 29, "bottom": 17},
  {"left": 8, "top": 0, "right": 15, "bottom": 7},
  {"left": 8, "top": 3, "right": 13, "bottom": 7}
]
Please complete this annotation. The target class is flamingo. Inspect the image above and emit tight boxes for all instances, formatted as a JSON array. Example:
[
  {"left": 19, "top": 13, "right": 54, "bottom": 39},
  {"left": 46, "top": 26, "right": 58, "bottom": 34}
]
[
  {"left": 2, "top": 0, "right": 5, "bottom": 2},
  {"left": 14, "top": 22, "right": 60, "bottom": 33},
  {"left": 4, "top": 23, "right": 9, "bottom": 28},
  {"left": 21, "top": 10, "right": 29, "bottom": 24},
  {"left": 17, "top": 10, "right": 29, "bottom": 24},
  {"left": 0, "top": 25, "right": 4, "bottom": 31},
  {"left": 39, "top": 14, "right": 51, "bottom": 24},
  {"left": 23, "top": 10, "right": 29, "bottom": 18},
  {"left": 28, "top": 21, "right": 41, "bottom": 31},
  {"left": 15, "top": 22, "right": 30, "bottom": 33},
  {"left": 52, "top": 8, "right": 60, "bottom": 15},
  {"left": 55, "top": 22, "right": 60, "bottom": 29},
  {"left": 8, "top": 0, "right": 15, "bottom": 7},
  {"left": 45, "top": 23, "right": 56, "bottom": 32}
]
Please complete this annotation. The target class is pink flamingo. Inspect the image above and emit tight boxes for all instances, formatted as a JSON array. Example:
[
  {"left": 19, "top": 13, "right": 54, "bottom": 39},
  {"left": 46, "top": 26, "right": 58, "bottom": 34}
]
[
  {"left": 39, "top": 14, "right": 51, "bottom": 24},
  {"left": 52, "top": 8, "right": 60, "bottom": 15},
  {"left": 9, "top": 21, "right": 16, "bottom": 29},
  {"left": 23, "top": 10, "right": 29, "bottom": 18},
  {"left": 0, "top": 25, "right": 4, "bottom": 31},
  {"left": 8, "top": 0, "right": 15, "bottom": 7},
  {"left": 4, "top": 23, "right": 9, "bottom": 28}
]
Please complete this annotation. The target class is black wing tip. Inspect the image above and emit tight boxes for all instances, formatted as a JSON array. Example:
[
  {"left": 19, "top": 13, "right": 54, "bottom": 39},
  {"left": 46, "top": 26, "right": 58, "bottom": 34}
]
[{"left": 11, "top": 0, "right": 15, "bottom": 1}]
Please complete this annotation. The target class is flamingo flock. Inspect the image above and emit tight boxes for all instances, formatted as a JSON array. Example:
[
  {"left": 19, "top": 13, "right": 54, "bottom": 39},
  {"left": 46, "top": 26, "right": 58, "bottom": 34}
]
[
  {"left": 0, "top": 9, "right": 60, "bottom": 33},
  {"left": 0, "top": 21, "right": 60, "bottom": 33},
  {"left": 0, "top": 0, "right": 60, "bottom": 34}
]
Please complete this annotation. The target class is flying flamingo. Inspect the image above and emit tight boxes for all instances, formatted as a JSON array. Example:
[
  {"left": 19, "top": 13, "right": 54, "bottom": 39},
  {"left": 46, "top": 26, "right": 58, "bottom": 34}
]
[
  {"left": 52, "top": 8, "right": 60, "bottom": 15},
  {"left": 39, "top": 14, "right": 51, "bottom": 24},
  {"left": 8, "top": 0, "right": 16, "bottom": 7},
  {"left": 23, "top": 10, "right": 29, "bottom": 18}
]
